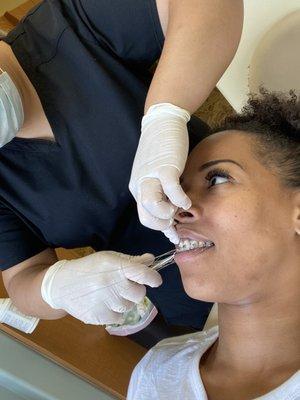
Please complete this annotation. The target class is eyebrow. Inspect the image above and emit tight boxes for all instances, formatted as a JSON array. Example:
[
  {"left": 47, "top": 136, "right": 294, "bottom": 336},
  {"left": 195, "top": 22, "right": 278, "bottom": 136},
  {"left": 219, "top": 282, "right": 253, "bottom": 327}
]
[{"left": 198, "top": 159, "right": 245, "bottom": 172}]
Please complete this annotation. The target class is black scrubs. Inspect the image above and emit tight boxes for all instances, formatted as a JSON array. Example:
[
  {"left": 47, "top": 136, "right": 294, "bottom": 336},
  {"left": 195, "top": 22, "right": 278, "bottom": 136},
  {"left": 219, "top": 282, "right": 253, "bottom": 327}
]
[{"left": 0, "top": 0, "right": 212, "bottom": 329}]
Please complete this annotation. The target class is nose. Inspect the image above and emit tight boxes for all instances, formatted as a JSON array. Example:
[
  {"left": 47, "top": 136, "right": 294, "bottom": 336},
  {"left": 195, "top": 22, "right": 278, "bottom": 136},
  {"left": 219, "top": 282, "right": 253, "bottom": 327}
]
[{"left": 174, "top": 204, "right": 201, "bottom": 224}]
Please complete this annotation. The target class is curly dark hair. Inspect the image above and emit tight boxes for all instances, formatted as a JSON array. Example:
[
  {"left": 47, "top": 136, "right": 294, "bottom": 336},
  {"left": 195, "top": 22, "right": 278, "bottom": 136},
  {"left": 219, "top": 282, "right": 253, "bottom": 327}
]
[{"left": 212, "top": 89, "right": 300, "bottom": 189}]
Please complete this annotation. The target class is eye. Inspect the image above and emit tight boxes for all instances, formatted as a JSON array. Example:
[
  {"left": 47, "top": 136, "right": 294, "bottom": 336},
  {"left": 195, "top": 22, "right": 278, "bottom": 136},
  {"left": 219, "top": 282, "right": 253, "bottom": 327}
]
[{"left": 205, "top": 168, "right": 231, "bottom": 188}]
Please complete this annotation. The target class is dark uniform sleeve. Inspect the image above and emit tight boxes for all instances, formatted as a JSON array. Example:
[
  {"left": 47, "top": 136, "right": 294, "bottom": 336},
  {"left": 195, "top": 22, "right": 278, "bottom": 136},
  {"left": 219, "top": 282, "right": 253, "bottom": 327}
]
[
  {"left": 60, "top": 0, "right": 165, "bottom": 68},
  {"left": 4, "top": 0, "right": 164, "bottom": 69},
  {"left": 0, "top": 204, "right": 48, "bottom": 271}
]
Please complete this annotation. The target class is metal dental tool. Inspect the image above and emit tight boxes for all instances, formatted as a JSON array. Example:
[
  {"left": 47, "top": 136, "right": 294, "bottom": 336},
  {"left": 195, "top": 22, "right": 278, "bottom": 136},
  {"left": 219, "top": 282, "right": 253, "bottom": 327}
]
[
  {"left": 150, "top": 240, "right": 215, "bottom": 271},
  {"left": 150, "top": 249, "right": 177, "bottom": 271}
]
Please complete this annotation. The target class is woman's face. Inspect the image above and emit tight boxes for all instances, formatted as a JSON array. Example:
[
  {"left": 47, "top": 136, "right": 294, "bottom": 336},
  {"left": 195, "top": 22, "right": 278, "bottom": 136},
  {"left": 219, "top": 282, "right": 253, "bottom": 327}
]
[{"left": 174, "top": 130, "right": 297, "bottom": 305}]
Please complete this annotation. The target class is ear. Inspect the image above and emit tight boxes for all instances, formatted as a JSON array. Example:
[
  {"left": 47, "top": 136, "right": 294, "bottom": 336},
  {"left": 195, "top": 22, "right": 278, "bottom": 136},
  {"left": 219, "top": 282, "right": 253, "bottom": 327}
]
[{"left": 293, "top": 191, "right": 300, "bottom": 236}]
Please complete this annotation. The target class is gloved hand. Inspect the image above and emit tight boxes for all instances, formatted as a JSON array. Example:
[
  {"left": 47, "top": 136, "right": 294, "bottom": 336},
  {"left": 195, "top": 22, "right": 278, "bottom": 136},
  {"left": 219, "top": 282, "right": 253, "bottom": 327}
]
[
  {"left": 129, "top": 103, "right": 192, "bottom": 244},
  {"left": 41, "top": 251, "right": 161, "bottom": 325}
]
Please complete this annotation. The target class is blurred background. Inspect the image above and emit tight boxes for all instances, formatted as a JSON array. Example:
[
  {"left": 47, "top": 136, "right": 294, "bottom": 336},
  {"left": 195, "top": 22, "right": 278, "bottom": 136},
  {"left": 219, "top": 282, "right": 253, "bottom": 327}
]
[{"left": 0, "top": 1, "right": 24, "bottom": 16}]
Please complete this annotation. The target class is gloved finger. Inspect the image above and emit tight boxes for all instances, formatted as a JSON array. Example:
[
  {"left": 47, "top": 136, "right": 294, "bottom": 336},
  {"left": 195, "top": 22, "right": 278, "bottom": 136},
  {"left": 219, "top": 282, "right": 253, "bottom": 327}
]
[
  {"left": 139, "top": 178, "right": 176, "bottom": 219},
  {"left": 123, "top": 264, "right": 163, "bottom": 287},
  {"left": 159, "top": 167, "right": 192, "bottom": 210},
  {"left": 118, "top": 252, "right": 155, "bottom": 267},
  {"left": 117, "top": 280, "right": 147, "bottom": 303},
  {"left": 137, "top": 201, "right": 173, "bottom": 231},
  {"left": 100, "top": 282, "right": 132, "bottom": 311},
  {"left": 163, "top": 226, "right": 180, "bottom": 245},
  {"left": 106, "top": 298, "right": 135, "bottom": 314},
  {"left": 100, "top": 309, "right": 125, "bottom": 325},
  {"left": 73, "top": 307, "right": 125, "bottom": 326},
  {"left": 135, "top": 253, "right": 155, "bottom": 266}
]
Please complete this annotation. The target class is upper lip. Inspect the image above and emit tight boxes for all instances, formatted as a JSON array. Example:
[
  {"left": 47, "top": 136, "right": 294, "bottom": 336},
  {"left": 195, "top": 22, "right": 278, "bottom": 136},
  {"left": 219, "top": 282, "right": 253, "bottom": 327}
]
[{"left": 176, "top": 228, "right": 213, "bottom": 243}]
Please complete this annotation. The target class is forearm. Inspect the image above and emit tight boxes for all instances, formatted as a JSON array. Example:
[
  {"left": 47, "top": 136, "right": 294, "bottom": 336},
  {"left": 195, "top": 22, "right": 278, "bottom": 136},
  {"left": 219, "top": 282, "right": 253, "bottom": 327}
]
[
  {"left": 145, "top": 0, "right": 243, "bottom": 113},
  {"left": 6, "top": 265, "right": 67, "bottom": 320}
]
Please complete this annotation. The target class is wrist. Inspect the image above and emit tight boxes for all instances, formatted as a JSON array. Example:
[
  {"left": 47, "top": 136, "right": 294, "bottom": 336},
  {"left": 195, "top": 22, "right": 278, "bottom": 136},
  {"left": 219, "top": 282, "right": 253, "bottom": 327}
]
[
  {"left": 143, "top": 102, "right": 191, "bottom": 122},
  {"left": 41, "top": 259, "right": 67, "bottom": 309}
]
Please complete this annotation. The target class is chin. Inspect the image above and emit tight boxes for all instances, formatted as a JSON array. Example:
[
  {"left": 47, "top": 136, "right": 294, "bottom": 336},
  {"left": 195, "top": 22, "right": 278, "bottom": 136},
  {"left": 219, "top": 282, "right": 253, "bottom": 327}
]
[{"left": 181, "top": 278, "right": 219, "bottom": 303}]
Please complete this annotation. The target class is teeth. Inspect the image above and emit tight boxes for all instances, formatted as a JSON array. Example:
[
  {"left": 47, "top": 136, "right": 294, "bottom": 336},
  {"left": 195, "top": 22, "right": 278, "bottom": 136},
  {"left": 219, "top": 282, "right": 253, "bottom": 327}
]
[
  {"left": 190, "top": 240, "right": 199, "bottom": 249},
  {"left": 177, "top": 239, "right": 214, "bottom": 252}
]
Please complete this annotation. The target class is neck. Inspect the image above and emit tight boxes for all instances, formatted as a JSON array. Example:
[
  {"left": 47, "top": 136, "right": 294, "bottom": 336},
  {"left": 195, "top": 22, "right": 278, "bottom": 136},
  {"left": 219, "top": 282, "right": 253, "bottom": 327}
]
[
  {"left": 208, "top": 280, "right": 300, "bottom": 376},
  {"left": 216, "top": 301, "right": 300, "bottom": 373}
]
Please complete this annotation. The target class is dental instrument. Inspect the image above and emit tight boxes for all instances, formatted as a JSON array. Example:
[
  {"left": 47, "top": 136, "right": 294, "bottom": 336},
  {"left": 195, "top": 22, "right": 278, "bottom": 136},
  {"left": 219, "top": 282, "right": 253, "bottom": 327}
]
[
  {"left": 150, "top": 249, "right": 177, "bottom": 271},
  {"left": 150, "top": 239, "right": 215, "bottom": 271},
  {"left": 105, "top": 239, "right": 214, "bottom": 334}
]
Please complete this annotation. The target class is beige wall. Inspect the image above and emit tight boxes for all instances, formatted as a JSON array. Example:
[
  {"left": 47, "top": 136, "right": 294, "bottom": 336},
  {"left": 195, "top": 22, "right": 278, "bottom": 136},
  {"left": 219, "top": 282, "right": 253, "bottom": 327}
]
[{"left": 0, "top": 0, "right": 25, "bottom": 16}]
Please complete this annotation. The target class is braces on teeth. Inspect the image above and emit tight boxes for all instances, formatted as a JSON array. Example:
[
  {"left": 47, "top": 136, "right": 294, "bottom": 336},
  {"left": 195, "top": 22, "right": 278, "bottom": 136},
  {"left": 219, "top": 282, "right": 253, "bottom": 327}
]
[
  {"left": 177, "top": 239, "right": 214, "bottom": 252},
  {"left": 150, "top": 239, "right": 214, "bottom": 272}
]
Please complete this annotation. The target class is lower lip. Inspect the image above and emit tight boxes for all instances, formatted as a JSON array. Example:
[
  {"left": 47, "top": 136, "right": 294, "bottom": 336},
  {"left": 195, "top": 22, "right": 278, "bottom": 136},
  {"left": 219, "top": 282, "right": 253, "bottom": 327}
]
[{"left": 174, "top": 245, "right": 215, "bottom": 263}]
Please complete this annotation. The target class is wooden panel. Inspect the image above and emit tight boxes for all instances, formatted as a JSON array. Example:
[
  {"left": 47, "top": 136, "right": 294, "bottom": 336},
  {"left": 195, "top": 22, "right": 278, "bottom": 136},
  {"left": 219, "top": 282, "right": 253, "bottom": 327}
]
[
  {"left": 194, "top": 87, "right": 235, "bottom": 127},
  {"left": 4, "top": 0, "right": 40, "bottom": 25},
  {"left": 0, "top": 15, "right": 15, "bottom": 34}
]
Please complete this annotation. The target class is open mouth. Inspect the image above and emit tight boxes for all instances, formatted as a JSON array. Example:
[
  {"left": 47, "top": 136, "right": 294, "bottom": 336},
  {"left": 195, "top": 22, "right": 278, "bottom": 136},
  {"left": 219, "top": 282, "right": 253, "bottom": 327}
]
[
  {"left": 174, "top": 238, "right": 215, "bottom": 261},
  {"left": 176, "top": 238, "right": 215, "bottom": 252}
]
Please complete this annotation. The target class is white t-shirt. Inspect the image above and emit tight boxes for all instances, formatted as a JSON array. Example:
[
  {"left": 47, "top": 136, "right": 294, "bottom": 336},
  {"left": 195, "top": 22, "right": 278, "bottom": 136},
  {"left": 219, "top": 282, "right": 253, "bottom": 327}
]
[{"left": 127, "top": 326, "right": 300, "bottom": 400}]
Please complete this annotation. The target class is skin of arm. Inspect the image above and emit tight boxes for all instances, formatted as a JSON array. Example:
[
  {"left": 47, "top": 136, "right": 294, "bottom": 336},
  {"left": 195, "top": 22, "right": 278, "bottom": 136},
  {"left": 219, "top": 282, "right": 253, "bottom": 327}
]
[
  {"left": 2, "top": 249, "right": 67, "bottom": 319},
  {"left": 145, "top": 0, "right": 244, "bottom": 113}
]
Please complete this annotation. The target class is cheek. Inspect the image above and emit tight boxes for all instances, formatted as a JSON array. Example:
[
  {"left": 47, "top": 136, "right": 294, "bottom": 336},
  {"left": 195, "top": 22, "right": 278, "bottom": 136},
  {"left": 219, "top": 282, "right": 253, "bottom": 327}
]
[
  {"left": 208, "top": 190, "right": 270, "bottom": 252},
  {"left": 208, "top": 200, "right": 250, "bottom": 247},
  {"left": 178, "top": 190, "right": 287, "bottom": 303},
  {"left": 176, "top": 246, "right": 269, "bottom": 303},
  {"left": 202, "top": 193, "right": 280, "bottom": 289}
]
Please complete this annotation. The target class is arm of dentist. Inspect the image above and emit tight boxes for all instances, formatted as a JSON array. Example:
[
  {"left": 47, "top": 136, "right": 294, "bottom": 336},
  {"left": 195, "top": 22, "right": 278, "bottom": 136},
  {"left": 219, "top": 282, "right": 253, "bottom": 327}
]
[
  {"left": 2, "top": 249, "right": 161, "bottom": 325},
  {"left": 129, "top": 0, "right": 243, "bottom": 243}
]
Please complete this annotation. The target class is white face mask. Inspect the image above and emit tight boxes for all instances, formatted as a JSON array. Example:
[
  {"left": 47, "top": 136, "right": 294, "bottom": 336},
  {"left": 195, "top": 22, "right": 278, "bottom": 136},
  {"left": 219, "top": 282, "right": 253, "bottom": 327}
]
[{"left": 0, "top": 67, "right": 24, "bottom": 147}]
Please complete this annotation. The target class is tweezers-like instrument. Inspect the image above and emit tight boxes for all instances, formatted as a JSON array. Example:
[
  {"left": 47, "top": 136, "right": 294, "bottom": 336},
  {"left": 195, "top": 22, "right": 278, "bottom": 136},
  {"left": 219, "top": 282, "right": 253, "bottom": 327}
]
[{"left": 150, "top": 249, "right": 177, "bottom": 271}]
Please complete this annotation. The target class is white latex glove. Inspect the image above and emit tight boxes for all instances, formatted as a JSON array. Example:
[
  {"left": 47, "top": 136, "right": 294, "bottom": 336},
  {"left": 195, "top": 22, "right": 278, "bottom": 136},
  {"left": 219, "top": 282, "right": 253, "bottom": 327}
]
[
  {"left": 129, "top": 103, "right": 192, "bottom": 244},
  {"left": 41, "top": 251, "right": 161, "bottom": 325}
]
